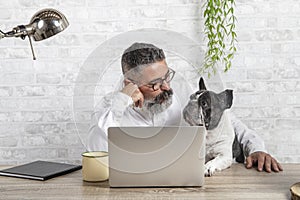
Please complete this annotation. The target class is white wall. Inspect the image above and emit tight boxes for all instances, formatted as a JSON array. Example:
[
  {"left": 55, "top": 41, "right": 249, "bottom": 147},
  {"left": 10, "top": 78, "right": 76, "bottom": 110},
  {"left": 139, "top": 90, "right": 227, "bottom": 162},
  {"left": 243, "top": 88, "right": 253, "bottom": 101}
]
[{"left": 0, "top": 0, "right": 299, "bottom": 164}]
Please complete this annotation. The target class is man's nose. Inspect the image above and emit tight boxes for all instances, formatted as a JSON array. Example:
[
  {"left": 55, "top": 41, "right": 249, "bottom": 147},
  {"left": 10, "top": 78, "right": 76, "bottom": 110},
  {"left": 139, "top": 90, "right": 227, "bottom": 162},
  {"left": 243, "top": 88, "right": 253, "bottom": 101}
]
[{"left": 160, "top": 80, "right": 170, "bottom": 90}]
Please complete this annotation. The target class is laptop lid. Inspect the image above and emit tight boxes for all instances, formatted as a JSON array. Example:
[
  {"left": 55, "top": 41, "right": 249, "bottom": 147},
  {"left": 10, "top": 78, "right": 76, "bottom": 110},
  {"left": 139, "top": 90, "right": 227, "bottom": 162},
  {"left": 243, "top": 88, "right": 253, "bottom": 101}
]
[{"left": 108, "top": 126, "right": 206, "bottom": 187}]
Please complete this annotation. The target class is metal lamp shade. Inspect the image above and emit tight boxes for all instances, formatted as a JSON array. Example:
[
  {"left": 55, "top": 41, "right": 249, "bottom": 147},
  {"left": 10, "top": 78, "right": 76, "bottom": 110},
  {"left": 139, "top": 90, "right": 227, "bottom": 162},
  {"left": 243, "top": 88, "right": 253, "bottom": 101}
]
[{"left": 29, "top": 8, "right": 69, "bottom": 41}]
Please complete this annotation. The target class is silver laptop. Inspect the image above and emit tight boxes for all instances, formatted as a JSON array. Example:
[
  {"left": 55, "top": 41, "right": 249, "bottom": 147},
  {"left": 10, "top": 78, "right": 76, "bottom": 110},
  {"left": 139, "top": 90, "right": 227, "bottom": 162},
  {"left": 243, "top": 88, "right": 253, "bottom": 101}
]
[{"left": 108, "top": 126, "right": 206, "bottom": 187}]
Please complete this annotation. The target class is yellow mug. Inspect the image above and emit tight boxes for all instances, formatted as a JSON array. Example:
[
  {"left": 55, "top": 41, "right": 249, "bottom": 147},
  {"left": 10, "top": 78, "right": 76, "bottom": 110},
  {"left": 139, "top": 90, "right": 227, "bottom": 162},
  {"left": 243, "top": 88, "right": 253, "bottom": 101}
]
[{"left": 82, "top": 151, "right": 109, "bottom": 182}]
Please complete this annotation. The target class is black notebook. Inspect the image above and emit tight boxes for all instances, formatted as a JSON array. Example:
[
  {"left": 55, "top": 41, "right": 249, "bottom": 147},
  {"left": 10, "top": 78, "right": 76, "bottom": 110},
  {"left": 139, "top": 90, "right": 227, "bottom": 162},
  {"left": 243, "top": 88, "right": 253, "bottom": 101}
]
[{"left": 0, "top": 160, "right": 82, "bottom": 181}]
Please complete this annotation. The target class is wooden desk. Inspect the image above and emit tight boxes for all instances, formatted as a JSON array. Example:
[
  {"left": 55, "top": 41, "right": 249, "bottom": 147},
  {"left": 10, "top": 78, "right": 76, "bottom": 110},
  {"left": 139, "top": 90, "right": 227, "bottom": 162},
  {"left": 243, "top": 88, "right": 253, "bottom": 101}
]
[{"left": 0, "top": 164, "right": 299, "bottom": 200}]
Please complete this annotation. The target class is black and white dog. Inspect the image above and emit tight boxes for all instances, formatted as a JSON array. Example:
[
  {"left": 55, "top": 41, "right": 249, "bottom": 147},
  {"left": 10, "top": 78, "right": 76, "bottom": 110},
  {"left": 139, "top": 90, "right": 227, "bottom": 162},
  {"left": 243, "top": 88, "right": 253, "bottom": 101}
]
[{"left": 183, "top": 77, "right": 235, "bottom": 176}]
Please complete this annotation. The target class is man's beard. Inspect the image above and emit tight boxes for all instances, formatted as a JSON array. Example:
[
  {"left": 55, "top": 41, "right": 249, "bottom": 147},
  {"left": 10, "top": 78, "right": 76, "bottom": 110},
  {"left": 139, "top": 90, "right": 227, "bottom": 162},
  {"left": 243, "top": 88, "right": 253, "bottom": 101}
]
[{"left": 143, "top": 89, "right": 173, "bottom": 114}]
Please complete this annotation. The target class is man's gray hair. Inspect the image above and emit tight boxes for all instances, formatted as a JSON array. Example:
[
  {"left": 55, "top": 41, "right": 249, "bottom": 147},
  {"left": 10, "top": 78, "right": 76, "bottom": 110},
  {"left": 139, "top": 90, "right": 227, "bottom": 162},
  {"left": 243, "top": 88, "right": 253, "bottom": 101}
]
[{"left": 121, "top": 42, "right": 165, "bottom": 74}]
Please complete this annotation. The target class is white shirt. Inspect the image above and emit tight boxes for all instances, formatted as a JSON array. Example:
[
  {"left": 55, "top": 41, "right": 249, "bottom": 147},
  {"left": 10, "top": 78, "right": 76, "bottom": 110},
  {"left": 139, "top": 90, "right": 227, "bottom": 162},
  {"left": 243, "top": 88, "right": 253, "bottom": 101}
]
[{"left": 87, "top": 91, "right": 266, "bottom": 157}]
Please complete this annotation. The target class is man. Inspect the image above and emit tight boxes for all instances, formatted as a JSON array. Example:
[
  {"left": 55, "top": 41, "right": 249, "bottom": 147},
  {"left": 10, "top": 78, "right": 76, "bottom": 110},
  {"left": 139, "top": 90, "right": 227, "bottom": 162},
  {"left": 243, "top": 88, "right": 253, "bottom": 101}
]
[{"left": 88, "top": 42, "right": 283, "bottom": 173}]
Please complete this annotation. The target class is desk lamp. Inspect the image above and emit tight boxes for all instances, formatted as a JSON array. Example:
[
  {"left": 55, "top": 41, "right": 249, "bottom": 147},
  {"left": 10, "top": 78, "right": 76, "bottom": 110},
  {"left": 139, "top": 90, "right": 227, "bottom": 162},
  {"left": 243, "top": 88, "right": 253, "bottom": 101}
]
[{"left": 0, "top": 8, "right": 69, "bottom": 60}]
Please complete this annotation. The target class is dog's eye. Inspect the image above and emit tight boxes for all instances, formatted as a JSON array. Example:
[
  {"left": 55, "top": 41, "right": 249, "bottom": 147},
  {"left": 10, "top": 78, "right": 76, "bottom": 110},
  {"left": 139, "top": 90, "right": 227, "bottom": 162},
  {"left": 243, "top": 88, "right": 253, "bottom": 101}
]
[{"left": 201, "top": 101, "right": 207, "bottom": 107}]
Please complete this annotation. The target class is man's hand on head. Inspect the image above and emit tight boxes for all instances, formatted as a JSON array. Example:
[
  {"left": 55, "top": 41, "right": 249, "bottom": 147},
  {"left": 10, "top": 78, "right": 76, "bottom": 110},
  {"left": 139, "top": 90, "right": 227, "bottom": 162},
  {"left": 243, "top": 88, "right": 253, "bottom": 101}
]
[
  {"left": 245, "top": 151, "right": 283, "bottom": 173},
  {"left": 121, "top": 82, "right": 144, "bottom": 108}
]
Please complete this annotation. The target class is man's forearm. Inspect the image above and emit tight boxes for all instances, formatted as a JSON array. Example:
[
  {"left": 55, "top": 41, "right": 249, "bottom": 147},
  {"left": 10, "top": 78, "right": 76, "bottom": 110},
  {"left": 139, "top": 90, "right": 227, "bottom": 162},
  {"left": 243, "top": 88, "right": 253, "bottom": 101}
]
[
  {"left": 87, "top": 92, "right": 132, "bottom": 151},
  {"left": 230, "top": 114, "right": 266, "bottom": 157}
]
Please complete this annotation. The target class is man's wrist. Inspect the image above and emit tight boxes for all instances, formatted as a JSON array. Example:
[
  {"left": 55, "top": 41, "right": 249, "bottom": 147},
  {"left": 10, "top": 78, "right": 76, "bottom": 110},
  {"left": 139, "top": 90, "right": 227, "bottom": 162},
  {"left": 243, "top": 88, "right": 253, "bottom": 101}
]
[
  {"left": 248, "top": 149, "right": 268, "bottom": 156},
  {"left": 112, "top": 92, "right": 133, "bottom": 108}
]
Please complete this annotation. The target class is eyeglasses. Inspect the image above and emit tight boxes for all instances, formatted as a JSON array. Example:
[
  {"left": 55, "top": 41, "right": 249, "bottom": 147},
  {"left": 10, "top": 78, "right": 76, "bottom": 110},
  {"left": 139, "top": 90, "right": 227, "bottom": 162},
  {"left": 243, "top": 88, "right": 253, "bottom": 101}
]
[{"left": 144, "top": 68, "right": 175, "bottom": 91}]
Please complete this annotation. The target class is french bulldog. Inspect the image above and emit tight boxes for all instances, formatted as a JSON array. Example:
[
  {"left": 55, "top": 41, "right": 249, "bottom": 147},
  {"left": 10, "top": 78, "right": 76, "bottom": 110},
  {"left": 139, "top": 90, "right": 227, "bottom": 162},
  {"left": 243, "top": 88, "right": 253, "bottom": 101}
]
[{"left": 183, "top": 77, "right": 235, "bottom": 176}]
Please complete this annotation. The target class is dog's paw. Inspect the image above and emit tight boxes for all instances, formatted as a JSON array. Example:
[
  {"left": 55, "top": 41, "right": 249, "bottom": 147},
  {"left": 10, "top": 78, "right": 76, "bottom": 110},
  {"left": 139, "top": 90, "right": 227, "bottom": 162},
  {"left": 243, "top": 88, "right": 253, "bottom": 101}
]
[
  {"left": 205, "top": 160, "right": 224, "bottom": 177},
  {"left": 204, "top": 164, "right": 217, "bottom": 177}
]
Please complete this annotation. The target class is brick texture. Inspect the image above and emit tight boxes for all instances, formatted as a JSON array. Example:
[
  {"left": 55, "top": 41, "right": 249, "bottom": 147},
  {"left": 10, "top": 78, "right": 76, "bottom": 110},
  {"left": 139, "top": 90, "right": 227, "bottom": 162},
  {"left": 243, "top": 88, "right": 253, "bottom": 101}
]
[{"left": 0, "top": 0, "right": 299, "bottom": 164}]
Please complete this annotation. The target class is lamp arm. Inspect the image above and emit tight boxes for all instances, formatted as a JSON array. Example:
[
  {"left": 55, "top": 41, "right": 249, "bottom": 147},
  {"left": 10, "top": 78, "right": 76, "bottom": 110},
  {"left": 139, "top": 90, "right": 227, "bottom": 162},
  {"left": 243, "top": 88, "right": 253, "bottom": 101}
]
[
  {"left": 0, "top": 25, "right": 34, "bottom": 40},
  {"left": 0, "top": 30, "right": 5, "bottom": 39},
  {"left": 0, "top": 29, "right": 16, "bottom": 39}
]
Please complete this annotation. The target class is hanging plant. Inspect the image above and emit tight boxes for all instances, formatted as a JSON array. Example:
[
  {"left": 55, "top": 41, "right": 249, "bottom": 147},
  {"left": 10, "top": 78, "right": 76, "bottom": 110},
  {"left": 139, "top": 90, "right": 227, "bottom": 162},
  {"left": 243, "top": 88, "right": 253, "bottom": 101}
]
[{"left": 202, "top": 0, "right": 237, "bottom": 76}]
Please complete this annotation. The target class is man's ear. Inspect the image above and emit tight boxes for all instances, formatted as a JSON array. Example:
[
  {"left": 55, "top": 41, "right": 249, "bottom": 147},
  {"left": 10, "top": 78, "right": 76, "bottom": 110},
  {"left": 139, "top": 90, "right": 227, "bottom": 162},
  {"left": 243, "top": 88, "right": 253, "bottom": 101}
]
[
  {"left": 199, "top": 77, "right": 207, "bottom": 90},
  {"left": 219, "top": 89, "right": 233, "bottom": 109}
]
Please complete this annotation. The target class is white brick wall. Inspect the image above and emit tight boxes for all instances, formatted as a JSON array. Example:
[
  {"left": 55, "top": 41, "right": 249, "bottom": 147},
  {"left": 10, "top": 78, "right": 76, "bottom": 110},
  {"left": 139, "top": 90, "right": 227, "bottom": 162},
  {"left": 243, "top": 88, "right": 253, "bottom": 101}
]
[{"left": 0, "top": 0, "right": 299, "bottom": 164}]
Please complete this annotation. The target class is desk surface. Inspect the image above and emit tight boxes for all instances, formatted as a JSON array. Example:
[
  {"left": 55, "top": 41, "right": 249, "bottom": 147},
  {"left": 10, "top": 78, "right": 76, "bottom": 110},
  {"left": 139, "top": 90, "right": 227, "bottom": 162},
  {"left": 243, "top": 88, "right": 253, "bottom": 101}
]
[{"left": 0, "top": 164, "right": 299, "bottom": 200}]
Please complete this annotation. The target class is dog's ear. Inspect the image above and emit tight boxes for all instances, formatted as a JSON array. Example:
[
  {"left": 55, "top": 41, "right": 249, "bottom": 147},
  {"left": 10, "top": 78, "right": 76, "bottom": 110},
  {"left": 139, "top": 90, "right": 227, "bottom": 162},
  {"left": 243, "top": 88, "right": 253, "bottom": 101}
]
[
  {"left": 219, "top": 89, "right": 233, "bottom": 109},
  {"left": 199, "top": 77, "right": 207, "bottom": 90}
]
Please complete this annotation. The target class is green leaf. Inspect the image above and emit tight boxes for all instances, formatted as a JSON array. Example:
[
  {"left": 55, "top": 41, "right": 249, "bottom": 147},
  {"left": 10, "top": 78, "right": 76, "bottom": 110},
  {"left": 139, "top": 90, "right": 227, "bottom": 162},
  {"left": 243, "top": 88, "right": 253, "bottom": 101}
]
[
  {"left": 220, "top": 24, "right": 228, "bottom": 35},
  {"left": 217, "top": 8, "right": 223, "bottom": 14},
  {"left": 218, "top": 32, "right": 223, "bottom": 40},
  {"left": 225, "top": 61, "right": 232, "bottom": 72},
  {"left": 217, "top": 24, "right": 221, "bottom": 32},
  {"left": 204, "top": 9, "right": 209, "bottom": 17},
  {"left": 227, "top": 53, "right": 233, "bottom": 59},
  {"left": 232, "top": 31, "right": 237, "bottom": 38}
]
